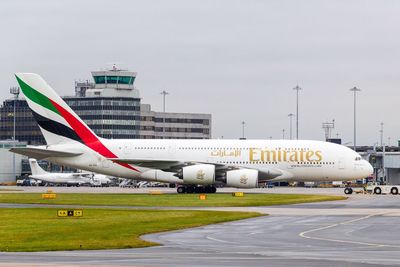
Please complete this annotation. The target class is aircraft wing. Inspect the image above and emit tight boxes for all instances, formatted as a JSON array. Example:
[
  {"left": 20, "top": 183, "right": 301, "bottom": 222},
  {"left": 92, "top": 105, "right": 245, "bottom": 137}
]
[
  {"left": 10, "top": 147, "right": 83, "bottom": 160},
  {"left": 108, "top": 158, "right": 284, "bottom": 181},
  {"left": 108, "top": 158, "right": 182, "bottom": 169}
]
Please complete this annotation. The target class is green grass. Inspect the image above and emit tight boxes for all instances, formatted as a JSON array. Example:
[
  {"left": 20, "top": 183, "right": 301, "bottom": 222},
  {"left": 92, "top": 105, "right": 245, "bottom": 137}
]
[
  {"left": 0, "top": 193, "right": 346, "bottom": 207},
  {"left": 0, "top": 208, "right": 260, "bottom": 252}
]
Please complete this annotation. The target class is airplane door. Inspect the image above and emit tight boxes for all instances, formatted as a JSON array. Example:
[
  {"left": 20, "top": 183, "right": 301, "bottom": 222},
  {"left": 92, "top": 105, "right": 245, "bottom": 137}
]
[{"left": 338, "top": 158, "right": 345, "bottom": 170}]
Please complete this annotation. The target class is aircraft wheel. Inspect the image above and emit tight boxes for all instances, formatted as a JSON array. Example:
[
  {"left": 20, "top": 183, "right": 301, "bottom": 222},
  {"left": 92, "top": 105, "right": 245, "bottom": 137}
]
[
  {"left": 344, "top": 187, "right": 353, "bottom": 195},
  {"left": 177, "top": 186, "right": 186, "bottom": 194},
  {"left": 391, "top": 187, "right": 398, "bottom": 195},
  {"left": 374, "top": 187, "right": 382, "bottom": 195},
  {"left": 195, "top": 186, "right": 205, "bottom": 194},
  {"left": 186, "top": 186, "right": 195, "bottom": 194}
]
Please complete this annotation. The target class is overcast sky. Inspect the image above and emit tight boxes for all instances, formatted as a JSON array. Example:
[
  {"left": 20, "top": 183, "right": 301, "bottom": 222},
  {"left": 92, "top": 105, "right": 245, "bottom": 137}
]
[{"left": 1, "top": 0, "right": 400, "bottom": 145}]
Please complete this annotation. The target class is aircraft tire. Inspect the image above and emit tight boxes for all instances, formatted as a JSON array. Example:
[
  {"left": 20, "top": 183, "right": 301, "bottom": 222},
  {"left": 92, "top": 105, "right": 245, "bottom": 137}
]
[
  {"left": 344, "top": 188, "right": 353, "bottom": 195},
  {"left": 391, "top": 187, "right": 398, "bottom": 195},
  {"left": 195, "top": 186, "right": 205, "bottom": 194},
  {"left": 374, "top": 187, "right": 382, "bottom": 195},
  {"left": 186, "top": 186, "right": 195, "bottom": 194},
  {"left": 177, "top": 186, "right": 186, "bottom": 194}
]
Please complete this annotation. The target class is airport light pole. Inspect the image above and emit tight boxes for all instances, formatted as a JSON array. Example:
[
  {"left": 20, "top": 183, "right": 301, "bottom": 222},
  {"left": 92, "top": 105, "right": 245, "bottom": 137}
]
[
  {"left": 10, "top": 86, "right": 20, "bottom": 182},
  {"left": 349, "top": 87, "right": 361, "bottom": 151},
  {"left": 288, "top": 113, "right": 295, "bottom": 140},
  {"left": 160, "top": 90, "right": 169, "bottom": 139},
  {"left": 380, "top": 122, "right": 384, "bottom": 147},
  {"left": 282, "top": 129, "right": 285, "bottom": 139},
  {"left": 293, "top": 85, "right": 302, "bottom": 140},
  {"left": 241, "top": 121, "right": 246, "bottom": 139}
]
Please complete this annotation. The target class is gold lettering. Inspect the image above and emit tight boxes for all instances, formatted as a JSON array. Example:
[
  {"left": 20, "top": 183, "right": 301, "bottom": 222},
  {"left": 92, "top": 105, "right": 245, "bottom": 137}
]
[
  {"left": 305, "top": 151, "right": 314, "bottom": 161},
  {"left": 315, "top": 150, "right": 322, "bottom": 161},
  {"left": 299, "top": 149, "right": 305, "bottom": 162},
  {"left": 289, "top": 151, "right": 298, "bottom": 162},
  {"left": 250, "top": 148, "right": 259, "bottom": 162},
  {"left": 277, "top": 150, "right": 282, "bottom": 161},
  {"left": 261, "top": 150, "right": 276, "bottom": 162},
  {"left": 282, "top": 150, "right": 287, "bottom": 161}
]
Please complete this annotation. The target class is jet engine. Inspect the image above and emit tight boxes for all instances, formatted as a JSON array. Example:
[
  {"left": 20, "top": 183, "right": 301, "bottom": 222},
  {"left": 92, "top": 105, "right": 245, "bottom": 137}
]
[
  {"left": 181, "top": 164, "right": 215, "bottom": 185},
  {"left": 226, "top": 169, "right": 258, "bottom": 188}
]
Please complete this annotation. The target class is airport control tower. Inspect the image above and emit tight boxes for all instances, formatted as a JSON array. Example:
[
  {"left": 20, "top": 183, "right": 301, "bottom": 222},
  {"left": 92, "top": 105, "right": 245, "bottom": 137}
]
[
  {"left": 85, "top": 66, "right": 140, "bottom": 98},
  {"left": 65, "top": 66, "right": 141, "bottom": 139}
]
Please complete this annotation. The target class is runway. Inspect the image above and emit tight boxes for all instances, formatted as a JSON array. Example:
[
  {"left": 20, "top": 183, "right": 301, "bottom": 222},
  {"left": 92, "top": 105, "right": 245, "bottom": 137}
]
[{"left": 1, "top": 190, "right": 400, "bottom": 266}]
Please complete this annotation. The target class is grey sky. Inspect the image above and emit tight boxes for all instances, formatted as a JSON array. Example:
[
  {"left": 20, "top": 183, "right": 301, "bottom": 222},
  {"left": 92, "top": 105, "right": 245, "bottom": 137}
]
[{"left": 1, "top": 0, "right": 400, "bottom": 145}]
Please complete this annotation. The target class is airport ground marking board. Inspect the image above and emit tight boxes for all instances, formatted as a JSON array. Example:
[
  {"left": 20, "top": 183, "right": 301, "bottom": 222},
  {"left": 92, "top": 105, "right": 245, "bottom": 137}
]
[{"left": 57, "top": 209, "right": 83, "bottom": 217}]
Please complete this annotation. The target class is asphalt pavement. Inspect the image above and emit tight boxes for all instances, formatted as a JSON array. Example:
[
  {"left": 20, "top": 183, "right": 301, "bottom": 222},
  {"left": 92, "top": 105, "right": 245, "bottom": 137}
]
[{"left": 1, "top": 188, "right": 400, "bottom": 266}]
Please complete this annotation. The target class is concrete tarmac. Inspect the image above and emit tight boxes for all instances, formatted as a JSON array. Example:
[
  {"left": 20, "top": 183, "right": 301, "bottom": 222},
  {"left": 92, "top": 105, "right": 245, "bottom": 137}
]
[{"left": 1, "top": 189, "right": 400, "bottom": 266}]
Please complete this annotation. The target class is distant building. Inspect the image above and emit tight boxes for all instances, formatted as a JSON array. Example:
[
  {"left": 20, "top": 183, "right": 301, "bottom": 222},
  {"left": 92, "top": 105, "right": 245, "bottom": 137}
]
[
  {"left": 0, "top": 140, "right": 26, "bottom": 184},
  {"left": 140, "top": 104, "right": 211, "bottom": 139},
  {"left": 0, "top": 99, "right": 45, "bottom": 145}
]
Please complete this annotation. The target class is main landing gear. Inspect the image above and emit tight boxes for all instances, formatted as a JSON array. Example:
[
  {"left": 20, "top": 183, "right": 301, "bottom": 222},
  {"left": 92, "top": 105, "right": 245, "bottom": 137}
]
[{"left": 177, "top": 185, "right": 217, "bottom": 194}]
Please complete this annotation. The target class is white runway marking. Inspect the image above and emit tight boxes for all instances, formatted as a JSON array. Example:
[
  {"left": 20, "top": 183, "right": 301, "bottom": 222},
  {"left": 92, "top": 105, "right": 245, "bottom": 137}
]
[{"left": 299, "top": 213, "right": 400, "bottom": 248}]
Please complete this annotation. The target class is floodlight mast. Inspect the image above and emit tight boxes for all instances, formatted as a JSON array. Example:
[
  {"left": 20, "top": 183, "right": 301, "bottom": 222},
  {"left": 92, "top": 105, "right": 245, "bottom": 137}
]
[
  {"left": 349, "top": 87, "right": 361, "bottom": 150},
  {"left": 160, "top": 90, "right": 169, "bottom": 139},
  {"left": 293, "top": 85, "right": 302, "bottom": 140},
  {"left": 10, "top": 86, "right": 20, "bottom": 182}
]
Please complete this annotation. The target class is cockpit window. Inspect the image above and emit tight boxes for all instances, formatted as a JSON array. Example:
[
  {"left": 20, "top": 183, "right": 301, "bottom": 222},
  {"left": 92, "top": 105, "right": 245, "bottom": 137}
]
[{"left": 355, "top": 156, "right": 362, "bottom": 161}]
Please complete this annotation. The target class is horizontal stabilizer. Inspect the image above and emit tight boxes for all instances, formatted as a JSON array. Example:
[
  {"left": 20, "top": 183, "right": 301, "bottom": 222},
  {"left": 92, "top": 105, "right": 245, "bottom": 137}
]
[{"left": 10, "top": 147, "right": 82, "bottom": 160}]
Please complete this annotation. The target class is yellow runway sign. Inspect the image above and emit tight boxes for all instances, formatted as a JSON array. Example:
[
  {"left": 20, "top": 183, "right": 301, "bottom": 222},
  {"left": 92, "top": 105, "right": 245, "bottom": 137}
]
[
  {"left": 232, "top": 192, "right": 244, "bottom": 197},
  {"left": 58, "top": 210, "right": 83, "bottom": 217},
  {"left": 42, "top": 193, "right": 56, "bottom": 199}
]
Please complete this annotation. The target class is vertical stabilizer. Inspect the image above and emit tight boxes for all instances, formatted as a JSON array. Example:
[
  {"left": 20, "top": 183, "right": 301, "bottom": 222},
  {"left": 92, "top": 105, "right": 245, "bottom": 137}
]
[
  {"left": 15, "top": 73, "right": 99, "bottom": 145},
  {"left": 29, "top": 158, "right": 48, "bottom": 175}
]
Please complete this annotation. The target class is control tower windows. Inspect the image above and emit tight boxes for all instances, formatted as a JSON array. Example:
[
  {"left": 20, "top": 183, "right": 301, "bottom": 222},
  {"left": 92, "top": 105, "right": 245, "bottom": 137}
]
[{"left": 93, "top": 76, "right": 135, "bottom": 85}]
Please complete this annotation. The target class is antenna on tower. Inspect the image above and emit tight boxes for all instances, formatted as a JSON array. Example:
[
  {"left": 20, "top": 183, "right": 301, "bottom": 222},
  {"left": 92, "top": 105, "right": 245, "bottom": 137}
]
[{"left": 322, "top": 119, "right": 335, "bottom": 141}]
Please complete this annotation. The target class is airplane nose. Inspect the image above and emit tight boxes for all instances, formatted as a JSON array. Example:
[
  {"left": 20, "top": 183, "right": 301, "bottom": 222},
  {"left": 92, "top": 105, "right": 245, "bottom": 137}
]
[{"left": 364, "top": 160, "right": 373, "bottom": 176}]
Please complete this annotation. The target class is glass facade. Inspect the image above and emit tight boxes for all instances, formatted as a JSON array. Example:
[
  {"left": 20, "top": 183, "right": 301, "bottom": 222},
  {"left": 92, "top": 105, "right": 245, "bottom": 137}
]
[
  {"left": 0, "top": 96, "right": 141, "bottom": 144},
  {"left": 93, "top": 75, "right": 135, "bottom": 85},
  {"left": 65, "top": 97, "right": 141, "bottom": 139}
]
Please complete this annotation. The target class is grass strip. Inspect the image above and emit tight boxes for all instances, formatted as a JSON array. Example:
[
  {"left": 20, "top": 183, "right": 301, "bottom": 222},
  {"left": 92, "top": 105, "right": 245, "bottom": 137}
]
[
  {"left": 0, "top": 208, "right": 261, "bottom": 252},
  {"left": 0, "top": 193, "right": 346, "bottom": 207}
]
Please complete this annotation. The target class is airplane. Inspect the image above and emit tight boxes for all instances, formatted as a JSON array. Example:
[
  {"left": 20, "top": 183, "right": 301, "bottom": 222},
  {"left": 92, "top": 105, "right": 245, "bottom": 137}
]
[
  {"left": 28, "top": 158, "right": 111, "bottom": 187},
  {"left": 11, "top": 73, "right": 373, "bottom": 194}
]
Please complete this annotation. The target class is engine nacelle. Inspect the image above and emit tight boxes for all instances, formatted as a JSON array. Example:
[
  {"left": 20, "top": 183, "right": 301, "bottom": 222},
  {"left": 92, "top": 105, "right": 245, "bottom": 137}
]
[
  {"left": 182, "top": 164, "right": 215, "bottom": 185},
  {"left": 226, "top": 169, "right": 258, "bottom": 188}
]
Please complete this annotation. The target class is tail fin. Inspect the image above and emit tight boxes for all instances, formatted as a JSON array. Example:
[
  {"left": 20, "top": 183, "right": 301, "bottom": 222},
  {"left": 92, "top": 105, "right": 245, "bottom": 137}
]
[
  {"left": 15, "top": 73, "right": 99, "bottom": 145},
  {"left": 28, "top": 158, "right": 48, "bottom": 175},
  {"left": 15, "top": 73, "right": 139, "bottom": 173}
]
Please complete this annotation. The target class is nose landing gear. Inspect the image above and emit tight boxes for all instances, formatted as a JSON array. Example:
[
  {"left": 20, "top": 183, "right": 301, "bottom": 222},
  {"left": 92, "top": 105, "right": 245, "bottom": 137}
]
[{"left": 344, "top": 187, "right": 353, "bottom": 194}]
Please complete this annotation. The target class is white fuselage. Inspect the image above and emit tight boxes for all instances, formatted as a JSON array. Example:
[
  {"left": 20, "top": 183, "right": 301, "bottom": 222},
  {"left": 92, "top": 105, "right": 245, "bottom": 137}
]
[
  {"left": 29, "top": 173, "right": 90, "bottom": 185},
  {"left": 45, "top": 139, "right": 373, "bottom": 184}
]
